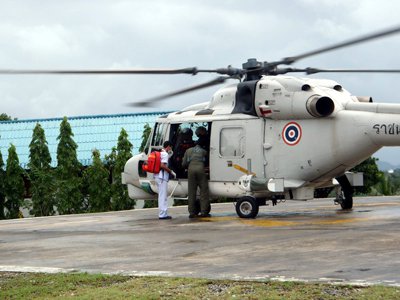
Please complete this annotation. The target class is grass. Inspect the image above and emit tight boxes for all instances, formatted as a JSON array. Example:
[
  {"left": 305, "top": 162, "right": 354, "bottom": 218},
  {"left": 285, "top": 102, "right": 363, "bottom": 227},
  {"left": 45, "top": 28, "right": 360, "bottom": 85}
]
[{"left": 0, "top": 272, "right": 399, "bottom": 299}]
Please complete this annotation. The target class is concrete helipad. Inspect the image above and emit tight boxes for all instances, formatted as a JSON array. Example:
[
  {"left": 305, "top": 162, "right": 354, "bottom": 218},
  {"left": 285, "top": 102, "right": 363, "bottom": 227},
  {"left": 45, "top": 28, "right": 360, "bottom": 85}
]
[{"left": 1, "top": 196, "right": 400, "bottom": 286}]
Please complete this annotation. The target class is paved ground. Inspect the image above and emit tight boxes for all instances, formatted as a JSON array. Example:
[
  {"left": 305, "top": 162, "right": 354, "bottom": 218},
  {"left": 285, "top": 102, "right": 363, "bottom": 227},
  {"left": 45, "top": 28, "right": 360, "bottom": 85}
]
[{"left": 1, "top": 196, "right": 400, "bottom": 286}]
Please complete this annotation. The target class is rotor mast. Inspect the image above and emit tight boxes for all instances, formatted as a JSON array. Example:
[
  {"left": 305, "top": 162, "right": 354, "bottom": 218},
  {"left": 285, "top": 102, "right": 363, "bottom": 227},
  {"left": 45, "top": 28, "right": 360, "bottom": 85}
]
[{"left": 242, "top": 59, "right": 267, "bottom": 81}]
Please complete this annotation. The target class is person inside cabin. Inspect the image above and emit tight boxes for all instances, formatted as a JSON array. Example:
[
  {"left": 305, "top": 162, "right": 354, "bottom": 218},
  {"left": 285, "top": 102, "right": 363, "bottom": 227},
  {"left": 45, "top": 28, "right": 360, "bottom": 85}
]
[
  {"left": 173, "top": 127, "right": 195, "bottom": 178},
  {"left": 195, "top": 126, "right": 210, "bottom": 150}
]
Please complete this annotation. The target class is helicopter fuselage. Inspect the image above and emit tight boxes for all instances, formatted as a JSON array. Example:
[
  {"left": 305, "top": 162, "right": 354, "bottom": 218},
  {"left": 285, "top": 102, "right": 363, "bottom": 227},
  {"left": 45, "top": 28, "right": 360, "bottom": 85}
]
[{"left": 122, "top": 75, "right": 400, "bottom": 216}]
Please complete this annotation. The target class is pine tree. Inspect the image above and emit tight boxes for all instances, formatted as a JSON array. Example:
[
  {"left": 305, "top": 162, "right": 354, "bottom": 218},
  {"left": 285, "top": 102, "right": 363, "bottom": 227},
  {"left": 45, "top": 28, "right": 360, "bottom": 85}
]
[
  {"left": 111, "top": 128, "right": 135, "bottom": 210},
  {"left": 55, "top": 117, "right": 83, "bottom": 214},
  {"left": 4, "top": 144, "right": 24, "bottom": 219},
  {"left": 84, "top": 149, "right": 111, "bottom": 212},
  {"left": 28, "top": 123, "right": 55, "bottom": 216},
  {"left": 0, "top": 149, "right": 6, "bottom": 219}
]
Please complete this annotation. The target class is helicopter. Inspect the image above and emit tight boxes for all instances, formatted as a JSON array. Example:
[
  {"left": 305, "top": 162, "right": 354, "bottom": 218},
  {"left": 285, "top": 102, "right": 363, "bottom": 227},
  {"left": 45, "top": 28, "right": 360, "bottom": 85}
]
[
  {"left": 2, "top": 26, "right": 400, "bottom": 218},
  {"left": 121, "top": 25, "right": 400, "bottom": 218}
]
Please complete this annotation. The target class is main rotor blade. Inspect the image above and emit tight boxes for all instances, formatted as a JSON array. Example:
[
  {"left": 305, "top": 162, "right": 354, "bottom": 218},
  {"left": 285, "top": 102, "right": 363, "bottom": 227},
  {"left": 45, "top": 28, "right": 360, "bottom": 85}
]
[
  {"left": 0, "top": 66, "right": 244, "bottom": 76},
  {"left": 277, "top": 25, "right": 400, "bottom": 65},
  {"left": 126, "top": 76, "right": 231, "bottom": 107},
  {"left": 0, "top": 68, "right": 200, "bottom": 75},
  {"left": 305, "top": 68, "right": 400, "bottom": 75},
  {"left": 276, "top": 67, "right": 400, "bottom": 75}
]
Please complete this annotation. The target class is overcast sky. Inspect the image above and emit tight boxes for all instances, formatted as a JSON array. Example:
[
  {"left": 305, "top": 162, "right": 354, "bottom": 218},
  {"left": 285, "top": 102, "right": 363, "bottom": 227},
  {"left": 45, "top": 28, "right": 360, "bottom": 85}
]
[{"left": 1, "top": 0, "right": 400, "bottom": 164}]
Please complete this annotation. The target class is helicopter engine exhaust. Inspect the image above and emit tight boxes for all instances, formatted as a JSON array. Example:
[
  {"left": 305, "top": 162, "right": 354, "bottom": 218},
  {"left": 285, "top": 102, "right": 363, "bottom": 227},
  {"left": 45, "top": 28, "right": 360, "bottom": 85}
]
[{"left": 306, "top": 96, "right": 335, "bottom": 117}]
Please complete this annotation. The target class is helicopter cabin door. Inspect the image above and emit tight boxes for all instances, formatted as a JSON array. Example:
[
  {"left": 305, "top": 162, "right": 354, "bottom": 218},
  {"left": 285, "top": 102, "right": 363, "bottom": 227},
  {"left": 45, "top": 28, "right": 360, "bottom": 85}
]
[{"left": 209, "top": 118, "right": 264, "bottom": 182}]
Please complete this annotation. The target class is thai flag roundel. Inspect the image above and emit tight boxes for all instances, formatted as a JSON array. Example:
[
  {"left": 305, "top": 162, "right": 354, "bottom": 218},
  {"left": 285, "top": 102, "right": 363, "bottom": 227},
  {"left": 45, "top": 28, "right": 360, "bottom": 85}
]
[{"left": 282, "top": 122, "right": 302, "bottom": 146}]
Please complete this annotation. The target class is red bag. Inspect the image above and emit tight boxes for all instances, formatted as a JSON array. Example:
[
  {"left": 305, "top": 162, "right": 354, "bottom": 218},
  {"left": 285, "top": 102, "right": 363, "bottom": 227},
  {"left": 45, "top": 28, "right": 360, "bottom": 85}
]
[{"left": 142, "top": 151, "right": 161, "bottom": 173}]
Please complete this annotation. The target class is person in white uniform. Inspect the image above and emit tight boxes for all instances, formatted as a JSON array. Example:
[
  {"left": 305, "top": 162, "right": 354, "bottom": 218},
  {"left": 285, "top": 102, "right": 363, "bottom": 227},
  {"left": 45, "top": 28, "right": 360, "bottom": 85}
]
[{"left": 156, "top": 141, "right": 176, "bottom": 219}]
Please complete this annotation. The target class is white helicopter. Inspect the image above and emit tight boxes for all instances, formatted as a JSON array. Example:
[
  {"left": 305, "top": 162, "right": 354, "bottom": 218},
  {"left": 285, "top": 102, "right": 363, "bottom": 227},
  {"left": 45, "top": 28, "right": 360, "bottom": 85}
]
[
  {"left": 2, "top": 26, "right": 400, "bottom": 218},
  {"left": 121, "top": 26, "right": 400, "bottom": 218}
]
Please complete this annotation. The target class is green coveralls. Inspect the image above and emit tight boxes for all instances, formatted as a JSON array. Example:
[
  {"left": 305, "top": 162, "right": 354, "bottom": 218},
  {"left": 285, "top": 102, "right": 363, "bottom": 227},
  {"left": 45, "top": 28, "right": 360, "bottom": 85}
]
[{"left": 182, "top": 145, "right": 210, "bottom": 215}]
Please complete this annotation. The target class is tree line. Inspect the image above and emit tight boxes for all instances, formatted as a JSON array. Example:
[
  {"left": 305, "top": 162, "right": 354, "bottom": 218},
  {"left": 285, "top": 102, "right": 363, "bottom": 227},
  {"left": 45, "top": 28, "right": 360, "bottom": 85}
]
[{"left": 0, "top": 116, "right": 151, "bottom": 219}]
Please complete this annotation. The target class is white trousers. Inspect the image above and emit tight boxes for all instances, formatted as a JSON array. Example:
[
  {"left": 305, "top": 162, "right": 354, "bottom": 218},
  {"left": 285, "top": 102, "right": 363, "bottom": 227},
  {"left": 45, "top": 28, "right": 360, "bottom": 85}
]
[{"left": 156, "top": 178, "right": 169, "bottom": 218}]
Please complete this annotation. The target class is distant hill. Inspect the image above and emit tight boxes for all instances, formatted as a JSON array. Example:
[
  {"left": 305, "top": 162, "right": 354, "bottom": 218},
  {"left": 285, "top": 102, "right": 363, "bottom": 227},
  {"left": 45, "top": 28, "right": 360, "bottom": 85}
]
[{"left": 377, "top": 160, "right": 400, "bottom": 171}]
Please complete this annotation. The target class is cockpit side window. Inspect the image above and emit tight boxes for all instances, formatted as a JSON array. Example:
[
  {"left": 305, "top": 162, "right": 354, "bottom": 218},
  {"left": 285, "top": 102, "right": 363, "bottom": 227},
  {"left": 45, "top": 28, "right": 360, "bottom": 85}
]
[{"left": 151, "top": 122, "right": 167, "bottom": 148}]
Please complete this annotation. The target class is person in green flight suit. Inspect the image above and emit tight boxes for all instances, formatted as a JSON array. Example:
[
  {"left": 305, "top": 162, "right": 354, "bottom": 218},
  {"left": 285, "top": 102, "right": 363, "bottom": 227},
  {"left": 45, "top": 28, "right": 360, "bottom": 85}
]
[{"left": 182, "top": 138, "right": 210, "bottom": 218}]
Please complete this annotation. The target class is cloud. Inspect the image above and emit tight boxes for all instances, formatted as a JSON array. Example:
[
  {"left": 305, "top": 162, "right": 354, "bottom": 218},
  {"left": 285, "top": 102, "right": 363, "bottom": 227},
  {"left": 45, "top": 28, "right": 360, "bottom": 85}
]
[{"left": 0, "top": 1, "right": 399, "bottom": 116}]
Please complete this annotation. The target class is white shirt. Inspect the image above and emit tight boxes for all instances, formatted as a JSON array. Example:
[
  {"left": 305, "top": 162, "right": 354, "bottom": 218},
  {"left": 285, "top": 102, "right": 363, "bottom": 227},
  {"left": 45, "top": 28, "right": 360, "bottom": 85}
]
[{"left": 156, "top": 149, "right": 170, "bottom": 181}]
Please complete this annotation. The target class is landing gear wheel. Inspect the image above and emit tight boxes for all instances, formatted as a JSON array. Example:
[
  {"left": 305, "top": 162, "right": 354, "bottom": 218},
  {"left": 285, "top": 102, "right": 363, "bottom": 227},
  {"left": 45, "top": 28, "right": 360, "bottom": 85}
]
[
  {"left": 235, "top": 196, "right": 259, "bottom": 218},
  {"left": 335, "top": 175, "right": 353, "bottom": 210},
  {"left": 336, "top": 188, "right": 353, "bottom": 209}
]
